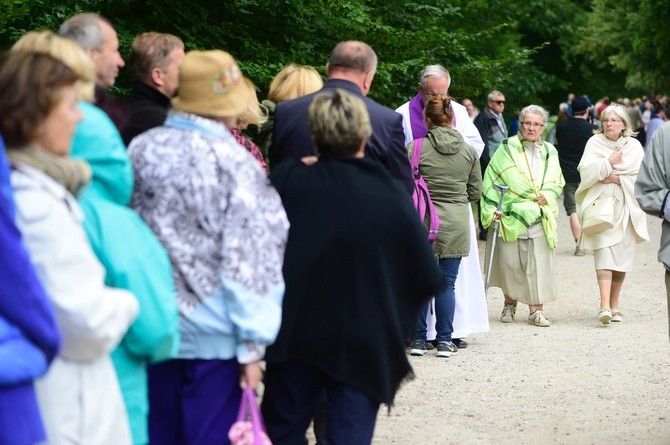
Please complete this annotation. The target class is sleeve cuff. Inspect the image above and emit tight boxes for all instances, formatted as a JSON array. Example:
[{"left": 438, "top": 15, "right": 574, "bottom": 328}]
[{"left": 236, "top": 341, "right": 266, "bottom": 364}]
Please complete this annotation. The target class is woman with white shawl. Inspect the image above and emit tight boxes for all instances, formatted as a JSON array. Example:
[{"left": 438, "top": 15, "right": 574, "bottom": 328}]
[{"left": 576, "top": 105, "right": 649, "bottom": 325}]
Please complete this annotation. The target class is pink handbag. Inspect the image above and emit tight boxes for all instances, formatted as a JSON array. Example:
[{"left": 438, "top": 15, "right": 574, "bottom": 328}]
[{"left": 228, "top": 387, "right": 272, "bottom": 445}]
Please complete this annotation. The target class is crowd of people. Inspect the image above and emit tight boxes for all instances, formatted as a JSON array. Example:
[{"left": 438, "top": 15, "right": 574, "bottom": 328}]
[{"left": 2, "top": 11, "right": 670, "bottom": 445}]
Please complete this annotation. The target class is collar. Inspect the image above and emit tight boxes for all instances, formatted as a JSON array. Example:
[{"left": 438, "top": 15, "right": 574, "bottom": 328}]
[
  {"left": 130, "top": 81, "right": 171, "bottom": 107},
  {"left": 165, "top": 111, "right": 234, "bottom": 141},
  {"left": 323, "top": 78, "right": 363, "bottom": 96}
]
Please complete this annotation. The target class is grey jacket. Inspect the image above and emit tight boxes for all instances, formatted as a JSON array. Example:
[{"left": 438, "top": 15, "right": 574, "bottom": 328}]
[
  {"left": 635, "top": 121, "right": 670, "bottom": 270},
  {"left": 408, "top": 126, "right": 482, "bottom": 258}
]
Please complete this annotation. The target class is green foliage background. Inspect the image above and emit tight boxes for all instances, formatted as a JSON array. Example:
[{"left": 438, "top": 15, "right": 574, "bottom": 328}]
[{"left": 1, "top": 0, "right": 666, "bottom": 117}]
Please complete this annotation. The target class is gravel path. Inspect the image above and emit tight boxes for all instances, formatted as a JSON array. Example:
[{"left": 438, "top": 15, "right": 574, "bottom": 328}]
[{"left": 372, "top": 203, "right": 670, "bottom": 444}]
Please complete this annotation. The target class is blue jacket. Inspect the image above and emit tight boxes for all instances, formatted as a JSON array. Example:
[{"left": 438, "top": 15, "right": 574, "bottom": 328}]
[
  {"left": 0, "top": 137, "right": 61, "bottom": 445},
  {"left": 71, "top": 103, "right": 179, "bottom": 445}
]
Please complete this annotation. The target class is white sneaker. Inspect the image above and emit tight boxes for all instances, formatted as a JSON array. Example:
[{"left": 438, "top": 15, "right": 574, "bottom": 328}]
[
  {"left": 528, "top": 310, "right": 550, "bottom": 327},
  {"left": 501, "top": 304, "right": 516, "bottom": 323}
]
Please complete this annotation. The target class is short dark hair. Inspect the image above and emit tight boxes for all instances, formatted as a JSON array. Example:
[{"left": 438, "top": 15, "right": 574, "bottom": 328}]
[{"left": 0, "top": 51, "right": 81, "bottom": 148}]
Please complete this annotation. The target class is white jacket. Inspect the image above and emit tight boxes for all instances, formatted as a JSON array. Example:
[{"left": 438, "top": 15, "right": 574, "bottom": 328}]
[{"left": 11, "top": 163, "right": 138, "bottom": 445}]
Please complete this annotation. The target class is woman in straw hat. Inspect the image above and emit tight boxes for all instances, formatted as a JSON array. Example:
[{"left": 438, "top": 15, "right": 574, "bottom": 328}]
[{"left": 128, "top": 50, "right": 289, "bottom": 445}]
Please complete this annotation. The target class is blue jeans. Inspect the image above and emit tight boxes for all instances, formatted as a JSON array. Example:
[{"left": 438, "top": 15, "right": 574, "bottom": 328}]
[{"left": 414, "top": 257, "right": 461, "bottom": 342}]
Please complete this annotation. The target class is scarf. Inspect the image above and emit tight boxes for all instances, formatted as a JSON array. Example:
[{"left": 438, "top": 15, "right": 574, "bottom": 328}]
[
  {"left": 480, "top": 135, "right": 564, "bottom": 249},
  {"left": 408, "top": 93, "right": 457, "bottom": 140},
  {"left": 7, "top": 145, "right": 91, "bottom": 196}
]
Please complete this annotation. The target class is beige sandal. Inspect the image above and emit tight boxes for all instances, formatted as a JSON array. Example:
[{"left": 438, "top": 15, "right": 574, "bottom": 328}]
[
  {"left": 598, "top": 308, "right": 612, "bottom": 325},
  {"left": 611, "top": 308, "right": 622, "bottom": 322}
]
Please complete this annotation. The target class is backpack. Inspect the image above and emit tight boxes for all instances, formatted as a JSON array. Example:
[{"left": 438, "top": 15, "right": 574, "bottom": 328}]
[{"left": 410, "top": 138, "right": 440, "bottom": 243}]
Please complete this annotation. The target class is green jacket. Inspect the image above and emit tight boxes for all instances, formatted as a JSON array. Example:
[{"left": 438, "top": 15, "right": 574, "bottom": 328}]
[
  {"left": 408, "top": 126, "right": 482, "bottom": 258},
  {"left": 480, "top": 135, "right": 564, "bottom": 249},
  {"left": 71, "top": 102, "right": 180, "bottom": 445}
]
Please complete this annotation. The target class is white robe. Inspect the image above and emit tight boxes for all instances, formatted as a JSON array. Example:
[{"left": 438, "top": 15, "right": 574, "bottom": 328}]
[{"left": 396, "top": 100, "right": 490, "bottom": 339}]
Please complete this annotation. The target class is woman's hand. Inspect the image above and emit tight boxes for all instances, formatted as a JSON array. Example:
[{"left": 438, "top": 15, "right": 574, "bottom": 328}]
[
  {"left": 602, "top": 173, "right": 620, "bottom": 184},
  {"left": 301, "top": 156, "right": 318, "bottom": 165},
  {"left": 608, "top": 147, "right": 623, "bottom": 166},
  {"left": 536, "top": 194, "right": 547, "bottom": 206},
  {"left": 240, "top": 361, "right": 263, "bottom": 390}
]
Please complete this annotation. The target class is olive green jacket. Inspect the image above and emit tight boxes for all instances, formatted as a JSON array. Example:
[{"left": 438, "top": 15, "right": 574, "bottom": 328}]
[{"left": 408, "top": 126, "right": 482, "bottom": 258}]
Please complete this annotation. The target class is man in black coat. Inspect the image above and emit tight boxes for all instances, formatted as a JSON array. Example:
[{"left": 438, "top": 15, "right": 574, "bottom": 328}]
[
  {"left": 268, "top": 40, "right": 412, "bottom": 194},
  {"left": 555, "top": 96, "right": 597, "bottom": 255},
  {"left": 122, "top": 32, "right": 185, "bottom": 146}
]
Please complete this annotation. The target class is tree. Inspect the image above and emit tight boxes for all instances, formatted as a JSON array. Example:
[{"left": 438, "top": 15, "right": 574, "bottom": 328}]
[{"left": 575, "top": 0, "right": 670, "bottom": 93}]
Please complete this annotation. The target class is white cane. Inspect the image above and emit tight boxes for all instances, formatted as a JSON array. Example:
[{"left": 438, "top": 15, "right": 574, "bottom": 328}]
[{"left": 484, "top": 184, "right": 509, "bottom": 293}]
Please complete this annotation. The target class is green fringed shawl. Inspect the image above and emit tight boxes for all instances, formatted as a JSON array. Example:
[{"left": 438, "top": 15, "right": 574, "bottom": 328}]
[{"left": 480, "top": 135, "right": 565, "bottom": 249}]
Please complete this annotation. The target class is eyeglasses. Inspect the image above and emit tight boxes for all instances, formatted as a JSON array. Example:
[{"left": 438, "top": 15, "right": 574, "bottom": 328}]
[
  {"left": 423, "top": 91, "right": 446, "bottom": 99},
  {"left": 493, "top": 100, "right": 505, "bottom": 105},
  {"left": 521, "top": 122, "right": 544, "bottom": 129},
  {"left": 602, "top": 118, "right": 623, "bottom": 124}
]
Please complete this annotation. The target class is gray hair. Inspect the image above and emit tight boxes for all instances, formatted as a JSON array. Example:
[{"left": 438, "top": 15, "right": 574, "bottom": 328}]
[
  {"left": 596, "top": 104, "right": 637, "bottom": 138},
  {"left": 59, "top": 13, "right": 108, "bottom": 51},
  {"left": 487, "top": 90, "right": 504, "bottom": 101},
  {"left": 419, "top": 65, "right": 450, "bottom": 90},
  {"left": 520, "top": 104, "right": 549, "bottom": 125}
]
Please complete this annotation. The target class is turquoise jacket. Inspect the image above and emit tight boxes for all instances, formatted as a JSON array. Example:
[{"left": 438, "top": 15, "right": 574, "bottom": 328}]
[{"left": 71, "top": 102, "right": 179, "bottom": 445}]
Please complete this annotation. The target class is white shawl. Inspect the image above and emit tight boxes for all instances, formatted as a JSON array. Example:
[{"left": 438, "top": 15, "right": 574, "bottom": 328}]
[{"left": 575, "top": 133, "right": 649, "bottom": 249}]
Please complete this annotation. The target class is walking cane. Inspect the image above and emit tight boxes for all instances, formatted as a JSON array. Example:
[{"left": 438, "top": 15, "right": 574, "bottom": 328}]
[{"left": 484, "top": 184, "right": 509, "bottom": 293}]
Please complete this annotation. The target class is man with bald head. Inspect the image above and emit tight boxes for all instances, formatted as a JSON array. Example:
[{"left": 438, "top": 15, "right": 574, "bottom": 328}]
[
  {"left": 269, "top": 40, "right": 412, "bottom": 193},
  {"left": 60, "top": 13, "right": 128, "bottom": 131}
]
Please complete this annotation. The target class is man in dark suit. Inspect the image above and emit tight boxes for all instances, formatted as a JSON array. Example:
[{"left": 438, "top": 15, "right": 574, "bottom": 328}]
[{"left": 269, "top": 40, "right": 412, "bottom": 194}]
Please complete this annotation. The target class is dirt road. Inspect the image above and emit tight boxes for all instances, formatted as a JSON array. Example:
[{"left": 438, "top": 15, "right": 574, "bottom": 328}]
[{"left": 373, "top": 203, "right": 670, "bottom": 444}]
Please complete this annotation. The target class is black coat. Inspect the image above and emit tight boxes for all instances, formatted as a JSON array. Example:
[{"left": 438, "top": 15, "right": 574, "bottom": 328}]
[
  {"left": 267, "top": 156, "right": 442, "bottom": 404},
  {"left": 268, "top": 78, "right": 413, "bottom": 194},
  {"left": 122, "top": 82, "right": 171, "bottom": 146},
  {"left": 555, "top": 118, "right": 598, "bottom": 182}
]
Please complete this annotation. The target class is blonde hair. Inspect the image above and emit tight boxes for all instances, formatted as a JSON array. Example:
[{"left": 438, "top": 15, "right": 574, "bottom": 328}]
[
  {"left": 596, "top": 104, "right": 637, "bottom": 138},
  {"left": 308, "top": 88, "right": 371, "bottom": 156},
  {"left": 12, "top": 30, "right": 96, "bottom": 102},
  {"left": 237, "top": 78, "right": 268, "bottom": 127},
  {"left": 267, "top": 64, "right": 323, "bottom": 104}
]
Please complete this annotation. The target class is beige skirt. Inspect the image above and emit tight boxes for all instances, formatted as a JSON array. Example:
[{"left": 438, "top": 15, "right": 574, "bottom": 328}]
[
  {"left": 486, "top": 232, "right": 558, "bottom": 305},
  {"left": 593, "top": 219, "right": 637, "bottom": 272}
]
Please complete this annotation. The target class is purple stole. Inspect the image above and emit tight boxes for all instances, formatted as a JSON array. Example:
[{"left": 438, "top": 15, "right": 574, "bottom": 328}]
[{"left": 408, "top": 93, "right": 458, "bottom": 140}]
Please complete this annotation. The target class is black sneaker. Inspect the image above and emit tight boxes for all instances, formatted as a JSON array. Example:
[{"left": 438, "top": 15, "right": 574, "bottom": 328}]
[
  {"left": 436, "top": 341, "right": 458, "bottom": 358},
  {"left": 409, "top": 340, "right": 427, "bottom": 356},
  {"left": 452, "top": 338, "right": 468, "bottom": 349}
]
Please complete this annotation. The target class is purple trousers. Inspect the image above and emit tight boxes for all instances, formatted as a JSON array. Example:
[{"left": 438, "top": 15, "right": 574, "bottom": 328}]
[{"left": 148, "top": 358, "right": 241, "bottom": 445}]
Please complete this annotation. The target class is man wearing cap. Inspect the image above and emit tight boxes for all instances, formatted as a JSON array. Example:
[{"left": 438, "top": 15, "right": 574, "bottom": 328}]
[
  {"left": 268, "top": 40, "right": 413, "bottom": 194},
  {"left": 555, "top": 96, "right": 598, "bottom": 255},
  {"left": 127, "top": 50, "right": 289, "bottom": 445},
  {"left": 59, "top": 13, "right": 128, "bottom": 132}
]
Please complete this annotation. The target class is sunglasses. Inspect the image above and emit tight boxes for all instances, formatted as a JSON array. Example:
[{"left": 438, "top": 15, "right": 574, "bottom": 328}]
[{"left": 492, "top": 100, "right": 505, "bottom": 105}]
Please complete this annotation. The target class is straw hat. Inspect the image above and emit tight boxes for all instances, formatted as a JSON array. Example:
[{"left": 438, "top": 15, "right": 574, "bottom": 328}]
[{"left": 172, "top": 50, "right": 255, "bottom": 118}]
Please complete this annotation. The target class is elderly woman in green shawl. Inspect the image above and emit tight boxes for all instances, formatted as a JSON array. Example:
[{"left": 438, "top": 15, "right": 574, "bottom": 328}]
[{"left": 481, "top": 104, "right": 565, "bottom": 327}]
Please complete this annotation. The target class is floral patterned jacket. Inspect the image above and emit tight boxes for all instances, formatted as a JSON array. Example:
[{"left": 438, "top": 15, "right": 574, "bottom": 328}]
[{"left": 129, "top": 111, "right": 289, "bottom": 363}]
